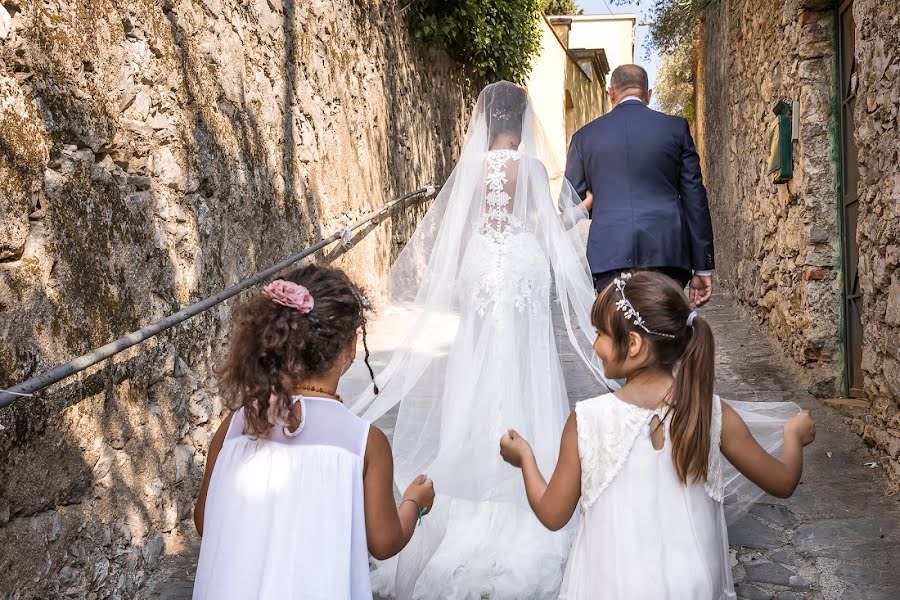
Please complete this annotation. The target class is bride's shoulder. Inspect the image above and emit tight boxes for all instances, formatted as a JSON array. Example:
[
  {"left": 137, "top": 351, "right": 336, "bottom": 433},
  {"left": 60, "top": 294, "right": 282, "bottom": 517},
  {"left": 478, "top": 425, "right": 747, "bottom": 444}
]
[
  {"left": 515, "top": 151, "right": 540, "bottom": 164},
  {"left": 518, "top": 153, "right": 551, "bottom": 173}
]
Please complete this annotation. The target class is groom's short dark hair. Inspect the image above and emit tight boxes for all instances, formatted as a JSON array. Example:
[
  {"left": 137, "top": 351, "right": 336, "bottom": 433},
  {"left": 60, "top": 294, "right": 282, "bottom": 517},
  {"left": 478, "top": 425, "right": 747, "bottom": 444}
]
[{"left": 609, "top": 65, "right": 649, "bottom": 94}]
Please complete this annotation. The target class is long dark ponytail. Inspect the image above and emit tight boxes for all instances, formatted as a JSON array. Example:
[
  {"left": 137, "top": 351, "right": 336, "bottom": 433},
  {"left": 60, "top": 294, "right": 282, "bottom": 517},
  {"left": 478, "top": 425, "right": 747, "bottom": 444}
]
[{"left": 669, "top": 313, "right": 715, "bottom": 483}]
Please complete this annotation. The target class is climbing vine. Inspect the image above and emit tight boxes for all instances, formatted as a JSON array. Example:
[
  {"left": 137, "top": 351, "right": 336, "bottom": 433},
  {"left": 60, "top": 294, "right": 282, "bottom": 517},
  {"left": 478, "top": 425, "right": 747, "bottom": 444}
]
[{"left": 403, "top": 0, "right": 544, "bottom": 83}]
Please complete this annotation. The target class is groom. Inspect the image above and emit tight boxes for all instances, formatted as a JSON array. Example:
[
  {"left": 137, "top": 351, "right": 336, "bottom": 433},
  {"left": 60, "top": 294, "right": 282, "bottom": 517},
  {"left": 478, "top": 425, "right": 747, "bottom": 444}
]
[{"left": 565, "top": 64, "right": 715, "bottom": 308}]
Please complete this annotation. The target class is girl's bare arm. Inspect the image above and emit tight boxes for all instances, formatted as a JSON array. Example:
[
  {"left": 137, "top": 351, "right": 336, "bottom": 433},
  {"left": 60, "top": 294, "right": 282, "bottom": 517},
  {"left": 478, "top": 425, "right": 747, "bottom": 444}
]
[
  {"left": 720, "top": 403, "right": 815, "bottom": 499},
  {"left": 501, "top": 412, "right": 581, "bottom": 531},
  {"left": 194, "top": 412, "right": 233, "bottom": 535},
  {"left": 363, "top": 427, "right": 431, "bottom": 559}
]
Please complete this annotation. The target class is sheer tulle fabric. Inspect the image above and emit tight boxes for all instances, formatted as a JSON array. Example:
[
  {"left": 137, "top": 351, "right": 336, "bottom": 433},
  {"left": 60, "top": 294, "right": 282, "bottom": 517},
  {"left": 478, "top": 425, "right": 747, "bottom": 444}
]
[
  {"left": 339, "top": 82, "right": 613, "bottom": 598},
  {"left": 721, "top": 400, "right": 801, "bottom": 525}
]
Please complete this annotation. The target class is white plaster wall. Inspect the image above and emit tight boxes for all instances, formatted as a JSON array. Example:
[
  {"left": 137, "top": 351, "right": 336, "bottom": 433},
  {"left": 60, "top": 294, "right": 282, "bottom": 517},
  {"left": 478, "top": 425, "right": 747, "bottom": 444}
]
[{"left": 568, "top": 15, "right": 636, "bottom": 74}]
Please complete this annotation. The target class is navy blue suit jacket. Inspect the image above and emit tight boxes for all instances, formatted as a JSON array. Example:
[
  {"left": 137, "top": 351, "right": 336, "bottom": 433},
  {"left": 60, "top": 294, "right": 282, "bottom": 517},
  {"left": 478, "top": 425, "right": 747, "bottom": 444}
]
[{"left": 565, "top": 100, "right": 715, "bottom": 275}]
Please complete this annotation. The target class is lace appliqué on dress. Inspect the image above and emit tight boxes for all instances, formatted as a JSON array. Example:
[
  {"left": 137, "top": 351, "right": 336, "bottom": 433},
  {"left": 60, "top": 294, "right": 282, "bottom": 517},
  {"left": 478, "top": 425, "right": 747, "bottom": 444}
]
[
  {"left": 575, "top": 394, "right": 653, "bottom": 509},
  {"left": 467, "top": 150, "right": 548, "bottom": 319},
  {"left": 575, "top": 394, "right": 726, "bottom": 509}
]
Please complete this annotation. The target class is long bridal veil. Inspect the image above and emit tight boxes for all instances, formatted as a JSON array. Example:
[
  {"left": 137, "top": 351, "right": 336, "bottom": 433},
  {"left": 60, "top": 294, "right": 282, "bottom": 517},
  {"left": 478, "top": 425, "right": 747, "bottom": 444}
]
[
  {"left": 338, "top": 81, "right": 799, "bottom": 598},
  {"left": 345, "top": 82, "right": 610, "bottom": 423},
  {"left": 339, "top": 81, "right": 614, "bottom": 598},
  {"left": 343, "top": 80, "right": 614, "bottom": 478}
]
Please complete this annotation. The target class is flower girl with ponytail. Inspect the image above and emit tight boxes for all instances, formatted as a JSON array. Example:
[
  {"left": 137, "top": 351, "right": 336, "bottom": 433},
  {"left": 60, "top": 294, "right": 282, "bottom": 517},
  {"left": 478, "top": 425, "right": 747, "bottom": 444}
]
[
  {"left": 500, "top": 270, "right": 816, "bottom": 599},
  {"left": 192, "top": 265, "right": 434, "bottom": 599}
]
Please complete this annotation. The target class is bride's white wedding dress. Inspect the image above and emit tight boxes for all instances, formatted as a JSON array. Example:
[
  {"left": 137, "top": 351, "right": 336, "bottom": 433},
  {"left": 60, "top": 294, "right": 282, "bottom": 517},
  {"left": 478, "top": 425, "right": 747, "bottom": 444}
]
[
  {"left": 340, "top": 82, "right": 797, "bottom": 599},
  {"left": 389, "top": 149, "right": 571, "bottom": 599},
  {"left": 341, "top": 82, "right": 611, "bottom": 599}
]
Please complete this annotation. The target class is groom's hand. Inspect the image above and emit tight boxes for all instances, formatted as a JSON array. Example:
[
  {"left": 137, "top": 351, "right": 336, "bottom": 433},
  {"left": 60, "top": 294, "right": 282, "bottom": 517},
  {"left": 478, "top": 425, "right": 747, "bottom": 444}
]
[
  {"left": 690, "top": 274, "right": 713, "bottom": 308},
  {"left": 500, "top": 429, "right": 532, "bottom": 468}
]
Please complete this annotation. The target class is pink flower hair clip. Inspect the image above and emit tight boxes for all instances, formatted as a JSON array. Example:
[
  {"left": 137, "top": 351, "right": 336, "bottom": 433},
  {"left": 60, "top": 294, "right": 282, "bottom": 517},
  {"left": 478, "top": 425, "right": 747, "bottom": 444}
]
[{"left": 263, "top": 279, "right": 314, "bottom": 313}]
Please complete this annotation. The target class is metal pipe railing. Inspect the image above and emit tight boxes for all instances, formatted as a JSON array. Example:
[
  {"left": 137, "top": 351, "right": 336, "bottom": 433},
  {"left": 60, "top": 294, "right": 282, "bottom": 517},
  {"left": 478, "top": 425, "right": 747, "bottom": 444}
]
[{"left": 0, "top": 186, "right": 437, "bottom": 410}]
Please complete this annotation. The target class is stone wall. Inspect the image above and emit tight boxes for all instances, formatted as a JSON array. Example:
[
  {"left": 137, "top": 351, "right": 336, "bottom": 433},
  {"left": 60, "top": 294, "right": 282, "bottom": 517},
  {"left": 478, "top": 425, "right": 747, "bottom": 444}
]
[
  {"left": 0, "top": 0, "right": 475, "bottom": 597},
  {"left": 698, "top": 0, "right": 900, "bottom": 485},
  {"left": 696, "top": 0, "right": 841, "bottom": 396},
  {"left": 850, "top": 0, "right": 900, "bottom": 483}
]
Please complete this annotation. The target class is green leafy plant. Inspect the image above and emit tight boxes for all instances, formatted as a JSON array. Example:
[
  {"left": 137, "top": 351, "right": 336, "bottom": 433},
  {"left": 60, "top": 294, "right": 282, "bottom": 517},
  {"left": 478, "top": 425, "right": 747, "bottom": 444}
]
[
  {"left": 611, "top": 0, "right": 713, "bottom": 54},
  {"left": 542, "top": 0, "right": 584, "bottom": 16},
  {"left": 403, "top": 0, "right": 544, "bottom": 83},
  {"left": 654, "top": 40, "right": 695, "bottom": 123}
]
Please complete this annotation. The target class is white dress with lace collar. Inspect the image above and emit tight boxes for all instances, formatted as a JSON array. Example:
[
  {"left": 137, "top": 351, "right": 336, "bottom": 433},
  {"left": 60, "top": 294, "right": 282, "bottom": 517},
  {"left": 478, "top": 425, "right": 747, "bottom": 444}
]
[{"left": 560, "top": 393, "right": 735, "bottom": 599}]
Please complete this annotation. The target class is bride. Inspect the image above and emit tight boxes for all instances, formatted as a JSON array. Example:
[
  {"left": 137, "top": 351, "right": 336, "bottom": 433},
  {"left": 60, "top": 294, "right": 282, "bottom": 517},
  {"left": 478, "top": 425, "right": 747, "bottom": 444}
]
[{"left": 341, "top": 81, "right": 614, "bottom": 598}]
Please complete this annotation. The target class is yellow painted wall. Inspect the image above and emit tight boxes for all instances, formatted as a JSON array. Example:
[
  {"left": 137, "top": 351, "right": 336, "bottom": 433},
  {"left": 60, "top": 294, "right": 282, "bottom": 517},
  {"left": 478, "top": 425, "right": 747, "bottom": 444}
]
[{"left": 526, "top": 16, "right": 606, "bottom": 175}]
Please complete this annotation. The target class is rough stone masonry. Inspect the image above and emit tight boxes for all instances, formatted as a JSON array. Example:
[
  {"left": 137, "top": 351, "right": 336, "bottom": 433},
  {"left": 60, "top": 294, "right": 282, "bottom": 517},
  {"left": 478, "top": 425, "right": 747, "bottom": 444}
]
[
  {"left": 0, "top": 0, "right": 476, "bottom": 597},
  {"left": 697, "top": 0, "right": 900, "bottom": 486},
  {"left": 696, "top": 0, "right": 841, "bottom": 397},
  {"left": 850, "top": 0, "right": 900, "bottom": 489}
]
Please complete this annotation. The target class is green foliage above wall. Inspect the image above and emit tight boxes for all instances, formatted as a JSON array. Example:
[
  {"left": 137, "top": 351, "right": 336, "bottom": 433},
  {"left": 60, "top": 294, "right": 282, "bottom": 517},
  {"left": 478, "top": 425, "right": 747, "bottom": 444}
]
[
  {"left": 404, "top": 0, "right": 544, "bottom": 83},
  {"left": 655, "top": 41, "right": 695, "bottom": 123},
  {"left": 542, "top": 0, "right": 584, "bottom": 16}
]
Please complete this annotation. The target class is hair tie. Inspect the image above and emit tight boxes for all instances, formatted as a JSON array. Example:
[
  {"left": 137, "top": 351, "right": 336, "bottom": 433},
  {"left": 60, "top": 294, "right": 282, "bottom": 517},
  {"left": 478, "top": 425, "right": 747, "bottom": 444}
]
[
  {"left": 263, "top": 279, "right": 314, "bottom": 313},
  {"left": 686, "top": 311, "right": 699, "bottom": 327}
]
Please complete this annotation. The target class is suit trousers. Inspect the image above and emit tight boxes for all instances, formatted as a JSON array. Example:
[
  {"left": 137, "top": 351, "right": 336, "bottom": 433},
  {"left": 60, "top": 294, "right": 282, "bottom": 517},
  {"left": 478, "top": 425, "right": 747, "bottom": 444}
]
[{"left": 593, "top": 267, "right": 693, "bottom": 294}]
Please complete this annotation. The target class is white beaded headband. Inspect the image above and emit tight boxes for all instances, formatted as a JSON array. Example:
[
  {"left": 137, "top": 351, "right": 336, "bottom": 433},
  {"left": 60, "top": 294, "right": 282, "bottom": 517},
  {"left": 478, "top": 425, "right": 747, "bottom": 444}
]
[{"left": 613, "top": 273, "right": 678, "bottom": 339}]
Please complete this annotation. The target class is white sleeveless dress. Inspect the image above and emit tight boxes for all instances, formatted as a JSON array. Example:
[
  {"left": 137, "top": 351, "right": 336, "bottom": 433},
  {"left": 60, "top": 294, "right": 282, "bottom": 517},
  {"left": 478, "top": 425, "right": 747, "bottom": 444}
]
[
  {"left": 560, "top": 393, "right": 735, "bottom": 600},
  {"left": 193, "top": 396, "right": 372, "bottom": 599}
]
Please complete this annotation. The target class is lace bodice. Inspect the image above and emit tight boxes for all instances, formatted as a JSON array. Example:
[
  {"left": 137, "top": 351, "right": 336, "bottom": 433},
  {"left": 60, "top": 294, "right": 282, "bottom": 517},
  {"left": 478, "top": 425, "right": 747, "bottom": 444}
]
[
  {"left": 457, "top": 149, "right": 550, "bottom": 319},
  {"left": 574, "top": 393, "right": 725, "bottom": 509},
  {"left": 478, "top": 149, "right": 526, "bottom": 242}
]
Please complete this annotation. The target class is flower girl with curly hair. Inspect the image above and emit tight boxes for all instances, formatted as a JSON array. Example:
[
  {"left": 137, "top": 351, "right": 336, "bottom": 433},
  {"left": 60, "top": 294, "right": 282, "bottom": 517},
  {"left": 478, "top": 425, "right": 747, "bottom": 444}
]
[{"left": 193, "top": 265, "right": 434, "bottom": 599}]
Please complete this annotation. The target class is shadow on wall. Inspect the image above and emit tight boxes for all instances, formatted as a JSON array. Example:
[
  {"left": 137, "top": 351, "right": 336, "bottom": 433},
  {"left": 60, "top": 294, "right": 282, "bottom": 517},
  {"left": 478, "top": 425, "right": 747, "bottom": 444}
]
[{"left": 0, "top": 0, "right": 476, "bottom": 597}]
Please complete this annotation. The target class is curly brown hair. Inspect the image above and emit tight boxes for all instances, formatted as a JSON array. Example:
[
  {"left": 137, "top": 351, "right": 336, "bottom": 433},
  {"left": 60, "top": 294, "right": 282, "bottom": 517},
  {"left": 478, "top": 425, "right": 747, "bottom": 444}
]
[{"left": 217, "top": 264, "right": 376, "bottom": 436}]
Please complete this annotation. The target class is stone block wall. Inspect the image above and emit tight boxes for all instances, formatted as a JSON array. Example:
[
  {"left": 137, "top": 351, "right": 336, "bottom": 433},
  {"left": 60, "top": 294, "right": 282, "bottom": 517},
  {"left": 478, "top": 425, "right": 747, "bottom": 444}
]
[
  {"left": 696, "top": 0, "right": 841, "bottom": 396},
  {"left": 0, "top": 0, "right": 476, "bottom": 597},
  {"left": 698, "top": 0, "right": 900, "bottom": 485},
  {"left": 849, "top": 0, "right": 900, "bottom": 483}
]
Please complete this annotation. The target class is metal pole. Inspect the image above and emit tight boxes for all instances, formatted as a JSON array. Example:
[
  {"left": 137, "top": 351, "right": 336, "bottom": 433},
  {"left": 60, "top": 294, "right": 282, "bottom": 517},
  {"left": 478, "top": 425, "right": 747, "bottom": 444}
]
[{"left": 0, "top": 187, "right": 435, "bottom": 409}]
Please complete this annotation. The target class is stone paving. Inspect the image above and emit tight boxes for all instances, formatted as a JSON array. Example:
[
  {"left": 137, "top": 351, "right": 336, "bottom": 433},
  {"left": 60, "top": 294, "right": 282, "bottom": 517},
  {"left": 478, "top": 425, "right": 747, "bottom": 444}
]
[
  {"left": 707, "top": 297, "right": 900, "bottom": 600},
  {"left": 144, "top": 294, "right": 900, "bottom": 599}
]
